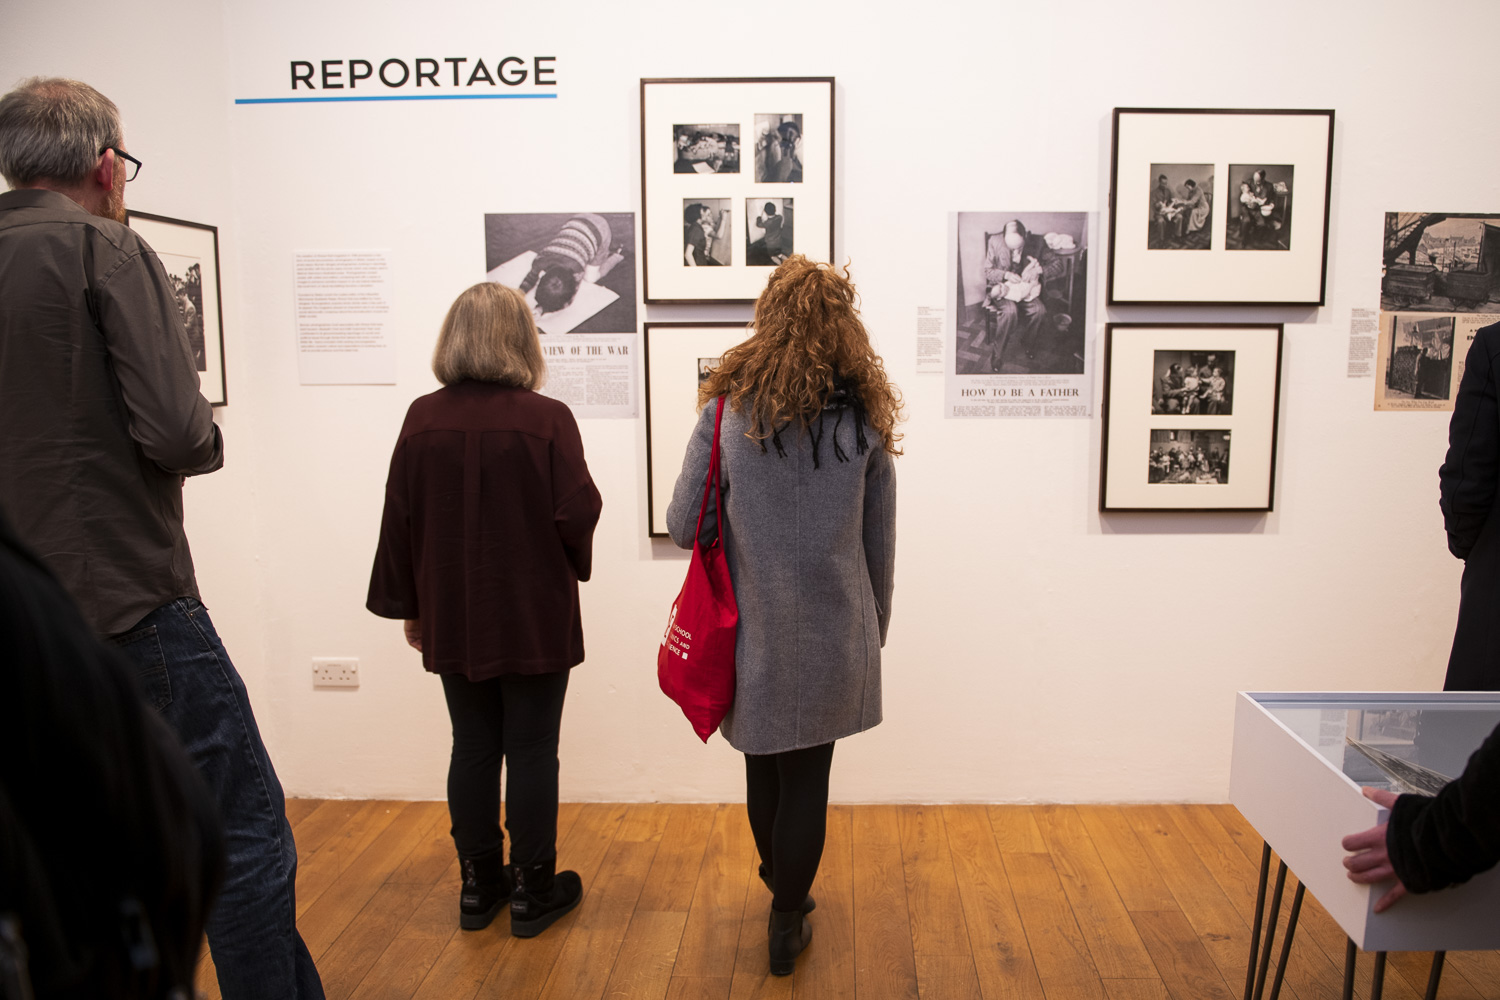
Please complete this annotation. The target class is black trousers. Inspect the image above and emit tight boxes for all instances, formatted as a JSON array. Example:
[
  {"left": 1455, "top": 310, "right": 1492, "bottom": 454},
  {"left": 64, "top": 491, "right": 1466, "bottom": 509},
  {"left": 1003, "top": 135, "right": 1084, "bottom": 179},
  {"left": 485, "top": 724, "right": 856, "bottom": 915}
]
[
  {"left": 744, "top": 742, "right": 835, "bottom": 913},
  {"left": 439, "top": 669, "right": 570, "bottom": 866}
]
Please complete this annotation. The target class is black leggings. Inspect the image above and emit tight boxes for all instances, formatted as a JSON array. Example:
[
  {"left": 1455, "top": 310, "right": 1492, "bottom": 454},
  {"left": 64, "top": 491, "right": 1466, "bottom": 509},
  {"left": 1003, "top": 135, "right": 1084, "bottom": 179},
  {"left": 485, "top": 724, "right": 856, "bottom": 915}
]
[
  {"left": 440, "top": 670, "right": 570, "bottom": 865},
  {"left": 744, "top": 742, "right": 835, "bottom": 912}
]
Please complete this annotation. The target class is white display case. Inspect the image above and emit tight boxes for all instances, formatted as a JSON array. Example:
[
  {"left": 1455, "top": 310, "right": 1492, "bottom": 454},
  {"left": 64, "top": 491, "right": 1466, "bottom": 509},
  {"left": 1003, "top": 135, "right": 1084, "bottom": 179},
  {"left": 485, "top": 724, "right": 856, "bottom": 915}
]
[{"left": 1229, "top": 691, "right": 1500, "bottom": 952}]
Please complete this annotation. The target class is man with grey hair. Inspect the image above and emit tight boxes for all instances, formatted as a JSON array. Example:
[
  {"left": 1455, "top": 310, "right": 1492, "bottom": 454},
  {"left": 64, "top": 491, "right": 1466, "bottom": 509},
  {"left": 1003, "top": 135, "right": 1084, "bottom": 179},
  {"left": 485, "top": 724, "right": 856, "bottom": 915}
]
[{"left": 0, "top": 77, "right": 324, "bottom": 998}]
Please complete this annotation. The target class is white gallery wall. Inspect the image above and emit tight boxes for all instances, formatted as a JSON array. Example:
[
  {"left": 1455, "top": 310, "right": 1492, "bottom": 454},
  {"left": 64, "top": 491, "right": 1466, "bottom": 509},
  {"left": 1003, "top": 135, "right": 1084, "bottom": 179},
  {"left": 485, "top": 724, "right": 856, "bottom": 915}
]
[{"left": 6, "top": 0, "right": 1496, "bottom": 803}]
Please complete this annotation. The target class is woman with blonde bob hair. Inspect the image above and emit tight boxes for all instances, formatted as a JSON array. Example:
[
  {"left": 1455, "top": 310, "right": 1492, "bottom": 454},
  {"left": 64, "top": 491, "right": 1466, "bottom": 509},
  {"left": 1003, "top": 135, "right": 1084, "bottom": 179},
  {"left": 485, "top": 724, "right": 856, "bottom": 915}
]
[
  {"left": 367, "top": 281, "right": 601, "bottom": 937},
  {"left": 667, "top": 256, "right": 901, "bottom": 976}
]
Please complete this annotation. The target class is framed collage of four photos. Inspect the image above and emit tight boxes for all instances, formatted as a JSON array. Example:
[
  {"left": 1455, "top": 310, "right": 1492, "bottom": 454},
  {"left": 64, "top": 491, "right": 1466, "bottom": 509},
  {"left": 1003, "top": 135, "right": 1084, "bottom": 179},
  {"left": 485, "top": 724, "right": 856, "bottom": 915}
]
[
  {"left": 126, "top": 211, "right": 227, "bottom": 405},
  {"left": 1100, "top": 324, "right": 1283, "bottom": 512},
  {"left": 640, "top": 77, "right": 834, "bottom": 304},
  {"left": 644, "top": 323, "right": 753, "bottom": 536},
  {"left": 1107, "top": 108, "right": 1335, "bottom": 306}
]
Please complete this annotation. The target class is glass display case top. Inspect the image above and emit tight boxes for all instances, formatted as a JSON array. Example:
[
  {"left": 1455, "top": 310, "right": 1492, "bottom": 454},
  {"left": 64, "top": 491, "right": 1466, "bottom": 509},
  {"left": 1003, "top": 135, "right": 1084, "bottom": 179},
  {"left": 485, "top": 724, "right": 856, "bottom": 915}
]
[{"left": 1256, "top": 696, "right": 1500, "bottom": 795}]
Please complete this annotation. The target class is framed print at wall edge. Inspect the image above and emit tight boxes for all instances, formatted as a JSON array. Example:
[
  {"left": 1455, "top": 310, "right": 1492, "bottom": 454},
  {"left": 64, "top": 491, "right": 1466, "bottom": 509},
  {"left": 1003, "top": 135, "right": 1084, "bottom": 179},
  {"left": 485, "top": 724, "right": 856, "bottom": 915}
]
[
  {"left": 640, "top": 77, "right": 834, "bottom": 304},
  {"left": 1100, "top": 323, "right": 1283, "bottom": 512},
  {"left": 126, "top": 211, "right": 227, "bottom": 405},
  {"left": 644, "top": 322, "right": 752, "bottom": 537},
  {"left": 1107, "top": 108, "right": 1334, "bottom": 306}
]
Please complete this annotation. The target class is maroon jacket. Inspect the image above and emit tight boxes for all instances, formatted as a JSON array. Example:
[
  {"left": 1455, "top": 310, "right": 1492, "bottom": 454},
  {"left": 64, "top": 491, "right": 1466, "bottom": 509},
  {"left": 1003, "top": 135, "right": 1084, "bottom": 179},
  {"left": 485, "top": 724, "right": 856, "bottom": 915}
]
[{"left": 367, "top": 381, "right": 601, "bottom": 679}]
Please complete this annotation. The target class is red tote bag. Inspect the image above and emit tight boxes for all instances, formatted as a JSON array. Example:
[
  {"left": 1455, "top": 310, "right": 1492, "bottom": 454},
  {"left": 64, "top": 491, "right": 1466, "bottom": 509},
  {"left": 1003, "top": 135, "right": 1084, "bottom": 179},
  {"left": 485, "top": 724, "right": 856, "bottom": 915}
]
[{"left": 658, "top": 396, "right": 738, "bottom": 742}]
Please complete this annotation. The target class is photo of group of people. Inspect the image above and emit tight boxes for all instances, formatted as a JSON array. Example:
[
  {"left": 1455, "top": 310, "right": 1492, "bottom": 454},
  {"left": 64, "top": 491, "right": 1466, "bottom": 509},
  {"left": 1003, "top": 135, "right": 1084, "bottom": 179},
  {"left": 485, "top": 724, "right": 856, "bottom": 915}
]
[
  {"left": 1148, "top": 429, "right": 1231, "bottom": 485},
  {"left": 1151, "top": 350, "right": 1234, "bottom": 415},
  {"left": 1148, "top": 164, "right": 1213, "bottom": 250},
  {"left": 1146, "top": 163, "right": 1292, "bottom": 252},
  {"left": 684, "top": 198, "right": 795, "bottom": 267}
]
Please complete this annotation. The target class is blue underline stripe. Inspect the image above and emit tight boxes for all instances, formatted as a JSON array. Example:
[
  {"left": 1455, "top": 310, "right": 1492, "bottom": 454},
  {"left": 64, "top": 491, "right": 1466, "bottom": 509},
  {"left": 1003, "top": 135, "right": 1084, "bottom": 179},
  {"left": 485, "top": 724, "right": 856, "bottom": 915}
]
[{"left": 235, "top": 93, "right": 558, "bottom": 104}]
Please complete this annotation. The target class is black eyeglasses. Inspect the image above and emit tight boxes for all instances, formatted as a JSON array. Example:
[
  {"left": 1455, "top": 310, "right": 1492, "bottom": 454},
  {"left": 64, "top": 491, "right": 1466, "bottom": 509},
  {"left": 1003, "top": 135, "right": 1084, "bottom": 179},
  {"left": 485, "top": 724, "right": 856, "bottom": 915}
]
[{"left": 101, "top": 147, "right": 142, "bottom": 182}]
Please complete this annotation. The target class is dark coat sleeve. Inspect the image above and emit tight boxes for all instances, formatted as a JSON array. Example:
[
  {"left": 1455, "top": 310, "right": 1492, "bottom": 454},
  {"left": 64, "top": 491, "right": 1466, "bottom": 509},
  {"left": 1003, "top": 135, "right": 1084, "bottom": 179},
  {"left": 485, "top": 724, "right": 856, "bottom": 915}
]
[
  {"left": 1387, "top": 720, "right": 1500, "bottom": 893},
  {"left": 97, "top": 244, "right": 224, "bottom": 476},
  {"left": 366, "top": 436, "right": 418, "bottom": 619},
  {"left": 1439, "top": 325, "right": 1500, "bottom": 559},
  {"left": 551, "top": 409, "right": 602, "bottom": 583}
]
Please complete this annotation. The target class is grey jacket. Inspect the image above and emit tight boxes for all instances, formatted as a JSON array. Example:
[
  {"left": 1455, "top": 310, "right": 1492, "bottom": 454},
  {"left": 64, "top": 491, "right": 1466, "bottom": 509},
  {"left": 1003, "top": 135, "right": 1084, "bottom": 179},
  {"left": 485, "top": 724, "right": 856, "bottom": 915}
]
[{"left": 667, "top": 399, "right": 896, "bottom": 754}]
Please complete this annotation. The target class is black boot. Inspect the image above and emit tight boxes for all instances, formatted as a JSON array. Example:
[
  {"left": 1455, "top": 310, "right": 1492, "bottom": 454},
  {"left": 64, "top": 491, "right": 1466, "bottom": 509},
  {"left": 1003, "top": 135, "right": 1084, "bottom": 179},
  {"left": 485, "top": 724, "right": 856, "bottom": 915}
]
[
  {"left": 767, "top": 905, "right": 812, "bottom": 976},
  {"left": 510, "top": 860, "right": 583, "bottom": 938},
  {"left": 758, "top": 862, "right": 815, "bottom": 914},
  {"left": 459, "top": 851, "right": 513, "bottom": 930}
]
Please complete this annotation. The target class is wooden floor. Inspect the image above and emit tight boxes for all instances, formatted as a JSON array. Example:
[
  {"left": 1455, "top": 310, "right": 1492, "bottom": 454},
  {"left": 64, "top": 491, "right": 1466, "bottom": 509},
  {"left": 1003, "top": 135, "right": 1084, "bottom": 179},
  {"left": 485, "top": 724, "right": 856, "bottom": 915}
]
[{"left": 194, "top": 802, "right": 1500, "bottom": 1000}]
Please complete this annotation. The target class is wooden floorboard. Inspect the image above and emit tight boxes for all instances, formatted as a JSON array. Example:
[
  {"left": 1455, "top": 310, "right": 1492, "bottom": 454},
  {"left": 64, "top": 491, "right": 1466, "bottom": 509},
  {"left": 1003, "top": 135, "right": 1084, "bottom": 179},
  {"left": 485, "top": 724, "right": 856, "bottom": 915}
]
[{"left": 178, "top": 801, "right": 1500, "bottom": 1000}]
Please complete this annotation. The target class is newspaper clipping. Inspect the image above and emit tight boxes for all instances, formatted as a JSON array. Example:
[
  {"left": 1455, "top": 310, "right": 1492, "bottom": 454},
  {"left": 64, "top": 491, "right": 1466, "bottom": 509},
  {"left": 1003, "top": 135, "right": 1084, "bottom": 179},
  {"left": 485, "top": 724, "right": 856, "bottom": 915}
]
[
  {"left": 485, "top": 211, "right": 639, "bottom": 419},
  {"left": 1376, "top": 212, "right": 1500, "bottom": 411},
  {"left": 946, "top": 211, "right": 1093, "bottom": 418}
]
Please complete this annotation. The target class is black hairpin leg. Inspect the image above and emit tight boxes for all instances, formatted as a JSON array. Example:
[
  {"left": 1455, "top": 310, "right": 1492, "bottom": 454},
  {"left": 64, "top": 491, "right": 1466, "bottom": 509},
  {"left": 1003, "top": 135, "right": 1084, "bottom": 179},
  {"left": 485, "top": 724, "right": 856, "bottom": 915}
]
[
  {"left": 1342, "top": 938, "right": 1356, "bottom": 1000},
  {"left": 1423, "top": 951, "right": 1446, "bottom": 1000},
  {"left": 1252, "top": 861, "right": 1289, "bottom": 1000},
  {"left": 1267, "top": 881, "right": 1305, "bottom": 1000},
  {"left": 1370, "top": 952, "right": 1389, "bottom": 1000},
  {"left": 1243, "top": 842, "right": 1272, "bottom": 1000}
]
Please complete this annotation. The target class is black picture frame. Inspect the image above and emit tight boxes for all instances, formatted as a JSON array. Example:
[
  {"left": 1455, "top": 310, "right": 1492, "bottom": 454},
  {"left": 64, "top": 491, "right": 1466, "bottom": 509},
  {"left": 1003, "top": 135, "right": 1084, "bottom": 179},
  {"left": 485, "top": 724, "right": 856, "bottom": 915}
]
[
  {"left": 644, "top": 322, "right": 752, "bottom": 537},
  {"left": 1106, "top": 108, "right": 1335, "bottom": 307},
  {"left": 640, "top": 77, "right": 835, "bottom": 305},
  {"left": 125, "top": 210, "right": 228, "bottom": 406},
  {"left": 1100, "top": 322, "right": 1283, "bottom": 512}
]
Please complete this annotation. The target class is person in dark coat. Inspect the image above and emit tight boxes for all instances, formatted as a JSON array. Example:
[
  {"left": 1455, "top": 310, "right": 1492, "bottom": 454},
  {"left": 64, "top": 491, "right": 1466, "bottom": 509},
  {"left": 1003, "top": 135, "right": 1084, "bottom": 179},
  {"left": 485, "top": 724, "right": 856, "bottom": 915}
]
[
  {"left": 1438, "top": 321, "right": 1500, "bottom": 690},
  {"left": 367, "top": 282, "right": 602, "bottom": 936},
  {"left": 1341, "top": 720, "right": 1500, "bottom": 912},
  {"left": 667, "top": 256, "right": 901, "bottom": 977},
  {"left": 0, "top": 504, "right": 223, "bottom": 998}
]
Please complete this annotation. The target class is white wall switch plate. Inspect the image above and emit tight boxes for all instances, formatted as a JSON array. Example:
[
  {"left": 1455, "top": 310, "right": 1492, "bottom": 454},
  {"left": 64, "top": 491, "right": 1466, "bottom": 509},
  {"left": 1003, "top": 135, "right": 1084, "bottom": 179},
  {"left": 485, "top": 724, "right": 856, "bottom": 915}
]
[{"left": 312, "top": 657, "right": 359, "bottom": 688}]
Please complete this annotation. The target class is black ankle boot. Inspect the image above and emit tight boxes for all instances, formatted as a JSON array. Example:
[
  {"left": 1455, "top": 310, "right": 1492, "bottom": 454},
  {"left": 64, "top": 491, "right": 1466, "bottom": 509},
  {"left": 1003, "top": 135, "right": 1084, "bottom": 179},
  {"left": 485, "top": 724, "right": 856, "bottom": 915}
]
[
  {"left": 758, "top": 863, "right": 815, "bottom": 914},
  {"left": 767, "top": 905, "right": 812, "bottom": 976},
  {"left": 510, "top": 860, "right": 583, "bottom": 938},
  {"left": 459, "top": 851, "right": 513, "bottom": 930}
]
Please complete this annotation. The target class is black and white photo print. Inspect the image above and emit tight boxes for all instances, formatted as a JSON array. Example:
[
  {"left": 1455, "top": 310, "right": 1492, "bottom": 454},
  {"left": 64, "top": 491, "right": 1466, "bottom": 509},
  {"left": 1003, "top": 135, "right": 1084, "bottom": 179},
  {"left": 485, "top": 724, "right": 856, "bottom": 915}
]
[
  {"left": 1151, "top": 350, "right": 1235, "bottom": 415},
  {"left": 753, "top": 114, "right": 803, "bottom": 182},
  {"left": 673, "top": 123, "right": 740, "bottom": 174},
  {"left": 1147, "top": 164, "right": 1214, "bottom": 250},
  {"left": 683, "top": 199, "right": 733, "bottom": 266},
  {"left": 484, "top": 212, "right": 636, "bottom": 334},
  {"left": 746, "top": 198, "right": 793, "bottom": 266},
  {"left": 1227, "top": 164, "right": 1293, "bottom": 251},
  {"left": 1147, "top": 429, "right": 1231, "bottom": 485}
]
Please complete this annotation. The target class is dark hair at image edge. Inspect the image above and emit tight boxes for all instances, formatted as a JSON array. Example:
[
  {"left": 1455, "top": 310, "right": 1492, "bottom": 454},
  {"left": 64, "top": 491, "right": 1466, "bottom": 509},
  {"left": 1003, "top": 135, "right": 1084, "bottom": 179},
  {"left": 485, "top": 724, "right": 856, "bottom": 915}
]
[{"left": 698, "top": 256, "right": 904, "bottom": 456}]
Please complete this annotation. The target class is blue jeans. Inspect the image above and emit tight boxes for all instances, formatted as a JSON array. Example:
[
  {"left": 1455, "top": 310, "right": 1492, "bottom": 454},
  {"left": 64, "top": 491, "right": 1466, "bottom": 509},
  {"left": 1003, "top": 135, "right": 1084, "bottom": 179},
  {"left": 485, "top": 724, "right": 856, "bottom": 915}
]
[{"left": 112, "top": 598, "right": 324, "bottom": 1000}]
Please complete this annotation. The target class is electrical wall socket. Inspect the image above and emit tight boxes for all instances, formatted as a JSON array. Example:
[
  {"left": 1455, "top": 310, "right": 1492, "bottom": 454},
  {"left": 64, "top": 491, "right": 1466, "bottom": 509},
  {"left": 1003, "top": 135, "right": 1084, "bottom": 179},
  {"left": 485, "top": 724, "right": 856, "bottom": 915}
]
[{"left": 312, "top": 657, "right": 359, "bottom": 688}]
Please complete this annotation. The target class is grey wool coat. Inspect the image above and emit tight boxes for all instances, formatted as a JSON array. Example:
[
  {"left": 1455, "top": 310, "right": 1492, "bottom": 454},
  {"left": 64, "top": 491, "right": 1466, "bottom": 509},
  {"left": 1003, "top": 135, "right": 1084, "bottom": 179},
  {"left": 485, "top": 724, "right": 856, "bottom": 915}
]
[{"left": 666, "top": 399, "right": 897, "bottom": 755}]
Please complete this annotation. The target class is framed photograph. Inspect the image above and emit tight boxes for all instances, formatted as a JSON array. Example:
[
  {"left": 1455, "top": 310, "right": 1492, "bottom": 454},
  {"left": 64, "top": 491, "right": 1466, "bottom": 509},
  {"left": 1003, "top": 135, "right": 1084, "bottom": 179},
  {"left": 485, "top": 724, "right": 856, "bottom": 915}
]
[
  {"left": 644, "top": 323, "right": 752, "bottom": 536},
  {"left": 1100, "top": 323, "right": 1283, "bottom": 512},
  {"left": 641, "top": 77, "right": 834, "bottom": 304},
  {"left": 1107, "top": 109, "right": 1334, "bottom": 306},
  {"left": 126, "top": 211, "right": 227, "bottom": 405}
]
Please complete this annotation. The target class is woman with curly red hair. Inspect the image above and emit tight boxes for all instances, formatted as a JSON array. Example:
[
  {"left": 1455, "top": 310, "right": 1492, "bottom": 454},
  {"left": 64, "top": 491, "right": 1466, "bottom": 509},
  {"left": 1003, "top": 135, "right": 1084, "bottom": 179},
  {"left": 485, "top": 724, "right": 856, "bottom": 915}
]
[{"left": 667, "top": 256, "right": 901, "bottom": 975}]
